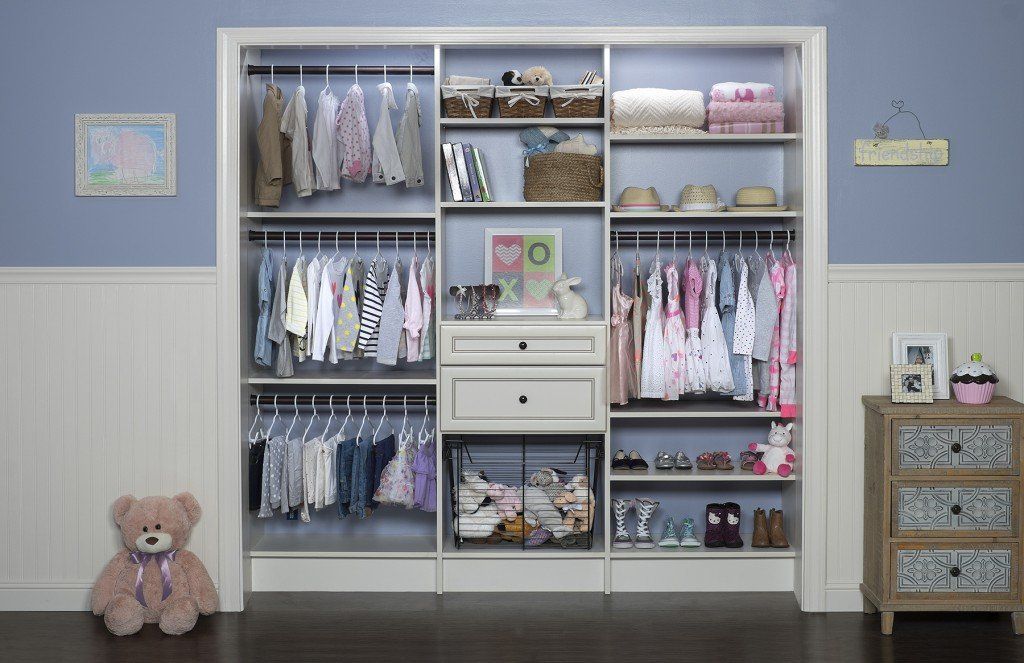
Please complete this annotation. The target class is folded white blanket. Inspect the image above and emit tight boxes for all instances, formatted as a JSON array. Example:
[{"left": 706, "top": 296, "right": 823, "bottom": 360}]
[
  {"left": 611, "top": 88, "right": 706, "bottom": 130},
  {"left": 710, "top": 82, "right": 776, "bottom": 102}
]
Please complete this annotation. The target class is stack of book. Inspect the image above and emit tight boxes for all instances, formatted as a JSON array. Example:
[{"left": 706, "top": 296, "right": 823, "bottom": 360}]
[{"left": 442, "top": 142, "right": 492, "bottom": 203}]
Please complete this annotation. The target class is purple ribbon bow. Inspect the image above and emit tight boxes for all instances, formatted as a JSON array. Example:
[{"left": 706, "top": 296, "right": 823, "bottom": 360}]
[{"left": 129, "top": 549, "right": 177, "bottom": 607}]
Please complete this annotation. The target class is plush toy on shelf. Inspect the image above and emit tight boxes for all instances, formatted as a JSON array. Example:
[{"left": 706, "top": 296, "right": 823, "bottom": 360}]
[
  {"left": 521, "top": 65, "right": 553, "bottom": 86},
  {"left": 456, "top": 470, "right": 489, "bottom": 514},
  {"left": 524, "top": 468, "right": 572, "bottom": 540},
  {"left": 501, "top": 69, "right": 523, "bottom": 86},
  {"left": 486, "top": 482, "right": 523, "bottom": 519},
  {"left": 554, "top": 474, "right": 595, "bottom": 533},
  {"left": 91, "top": 492, "right": 217, "bottom": 636},
  {"left": 748, "top": 422, "right": 797, "bottom": 477}
]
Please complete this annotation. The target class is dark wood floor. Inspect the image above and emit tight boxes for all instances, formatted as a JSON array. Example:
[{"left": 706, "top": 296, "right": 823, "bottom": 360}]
[{"left": 3, "top": 592, "right": 1023, "bottom": 662}]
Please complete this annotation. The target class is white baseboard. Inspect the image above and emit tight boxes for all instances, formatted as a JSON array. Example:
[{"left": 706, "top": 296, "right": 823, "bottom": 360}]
[
  {"left": 0, "top": 584, "right": 92, "bottom": 611},
  {"left": 0, "top": 266, "right": 216, "bottom": 284},
  {"left": 829, "top": 262, "right": 1024, "bottom": 283},
  {"left": 824, "top": 583, "right": 864, "bottom": 612}
]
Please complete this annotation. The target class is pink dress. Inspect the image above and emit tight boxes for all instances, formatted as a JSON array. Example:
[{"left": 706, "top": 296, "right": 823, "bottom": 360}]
[
  {"left": 403, "top": 255, "right": 423, "bottom": 362},
  {"left": 700, "top": 257, "right": 735, "bottom": 393},
  {"left": 682, "top": 258, "right": 707, "bottom": 394},
  {"left": 779, "top": 254, "right": 798, "bottom": 417},
  {"left": 639, "top": 261, "right": 666, "bottom": 399},
  {"left": 374, "top": 426, "right": 416, "bottom": 508},
  {"left": 610, "top": 277, "right": 637, "bottom": 405},
  {"left": 758, "top": 256, "right": 786, "bottom": 411},
  {"left": 662, "top": 263, "right": 687, "bottom": 399}
]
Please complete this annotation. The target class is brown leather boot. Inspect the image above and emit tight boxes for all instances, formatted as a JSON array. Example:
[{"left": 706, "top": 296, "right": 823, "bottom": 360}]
[
  {"left": 769, "top": 509, "right": 790, "bottom": 548},
  {"left": 751, "top": 508, "right": 770, "bottom": 548}
]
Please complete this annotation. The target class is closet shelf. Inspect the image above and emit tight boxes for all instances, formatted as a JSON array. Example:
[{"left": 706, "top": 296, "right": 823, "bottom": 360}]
[
  {"left": 611, "top": 468, "right": 795, "bottom": 482},
  {"left": 610, "top": 400, "right": 784, "bottom": 419},
  {"left": 610, "top": 133, "right": 799, "bottom": 144},
  {"left": 609, "top": 542, "right": 795, "bottom": 559},
  {"left": 611, "top": 211, "right": 801, "bottom": 220},
  {"left": 250, "top": 533, "right": 437, "bottom": 558},
  {"left": 440, "top": 201, "right": 605, "bottom": 210},
  {"left": 441, "top": 118, "right": 605, "bottom": 128},
  {"left": 247, "top": 370, "right": 437, "bottom": 386},
  {"left": 244, "top": 211, "right": 435, "bottom": 220},
  {"left": 441, "top": 314, "right": 605, "bottom": 325},
  {"left": 442, "top": 538, "right": 605, "bottom": 559}
]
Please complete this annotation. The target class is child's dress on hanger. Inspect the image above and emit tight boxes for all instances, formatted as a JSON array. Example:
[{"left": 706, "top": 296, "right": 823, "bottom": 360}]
[
  {"left": 661, "top": 262, "right": 687, "bottom": 399},
  {"left": 403, "top": 255, "right": 423, "bottom": 362},
  {"left": 759, "top": 254, "right": 786, "bottom": 411},
  {"left": 682, "top": 258, "right": 707, "bottom": 394},
  {"left": 640, "top": 260, "right": 666, "bottom": 399},
  {"left": 419, "top": 254, "right": 436, "bottom": 361},
  {"left": 311, "top": 86, "right": 341, "bottom": 191},
  {"left": 371, "top": 82, "right": 406, "bottom": 185},
  {"left": 609, "top": 260, "right": 637, "bottom": 405},
  {"left": 396, "top": 82, "right": 425, "bottom": 188},
  {"left": 412, "top": 429, "right": 437, "bottom": 512},
  {"left": 700, "top": 256, "right": 734, "bottom": 393},
  {"left": 336, "top": 83, "right": 372, "bottom": 183},
  {"left": 374, "top": 425, "right": 416, "bottom": 508},
  {"left": 376, "top": 259, "right": 406, "bottom": 366},
  {"left": 631, "top": 257, "right": 647, "bottom": 396},
  {"left": 280, "top": 85, "right": 314, "bottom": 197},
  {"left": 732, "top": 255, "right": 756, "bottom": 402},
  {"left": 356, "top": 256, "right": 385, "bottom": 358}
]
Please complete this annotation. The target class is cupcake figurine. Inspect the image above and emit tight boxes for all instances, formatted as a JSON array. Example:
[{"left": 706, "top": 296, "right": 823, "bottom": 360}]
[{"left": 950, "top": 353, "right": 999, "bottom": 404}]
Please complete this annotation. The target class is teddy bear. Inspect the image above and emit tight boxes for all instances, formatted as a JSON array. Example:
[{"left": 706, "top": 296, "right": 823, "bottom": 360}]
[
  {"left": 497, "top": 513, "right": 539, "bottom": 543},
  {"left": 748, "top": 421, "right": 797, "bottom": 477},
  {"left": 486, "top": 482, "right": 523, "bottom": 519},
  {"left": 521, "top": 65, "right": 552, "bottom": 87},
  {"left": 563, "top": 474, "right": 595, "bottom": 532},
  {"left": 91, "top": 492, "right": 217, "bottom": 636},
  {"left": 457, "top": 470, "right": 490, "bottom": 514},
  {"left": 524, "top": 468, "right": 572, "bottom": 539},
  {"left": 454, "top": 502, "right": 502, "bottom": 540}
]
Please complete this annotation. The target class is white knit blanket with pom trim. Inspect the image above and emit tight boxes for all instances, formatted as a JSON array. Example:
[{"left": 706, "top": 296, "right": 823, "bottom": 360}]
[{"left": 611, "top": 88, "right": 706, "bottom": 130}]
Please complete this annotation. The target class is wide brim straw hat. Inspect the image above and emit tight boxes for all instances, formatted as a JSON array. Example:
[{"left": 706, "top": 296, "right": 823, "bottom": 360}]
[
  {"left": 672, "top": 184, "right": 726, "bottom": 213},
  {"left": 613, "top": 186, "right": 670, "bottom": 212},
  {"left": 726, "top": 185, "right": 788, "bottom": 212}
]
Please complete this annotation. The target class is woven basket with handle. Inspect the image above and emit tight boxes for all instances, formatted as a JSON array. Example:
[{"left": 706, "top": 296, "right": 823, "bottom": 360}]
[
  {"left": 441, "top": 85, "right": 494, "bottom": 118},
  {"left": 496, "top": 86, "right": 549, "bottom": 118},
  {"left": 523, "top": 153, "right": 604, "bottom": 202},
  {"left": 550, "top": 85, "right": 604, "bottom": 118}
]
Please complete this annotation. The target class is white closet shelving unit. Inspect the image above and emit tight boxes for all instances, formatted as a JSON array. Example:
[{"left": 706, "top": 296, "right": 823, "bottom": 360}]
[{"left": 216, "top": 27, "right": 828, "bottom": 611}]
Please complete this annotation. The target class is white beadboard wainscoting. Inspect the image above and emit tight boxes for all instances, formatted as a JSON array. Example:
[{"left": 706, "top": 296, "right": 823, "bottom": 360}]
[
  {"left": 0, "top": 268, "right": 218, "bottom": 610},
  {"left": 824, "top": 263, "right": 1024, "bottom": 611}
]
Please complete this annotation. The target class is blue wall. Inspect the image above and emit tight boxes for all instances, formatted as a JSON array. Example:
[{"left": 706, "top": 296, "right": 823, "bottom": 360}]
[{"left": 1, "top": 1, "right": 1022, "bottom": 266}]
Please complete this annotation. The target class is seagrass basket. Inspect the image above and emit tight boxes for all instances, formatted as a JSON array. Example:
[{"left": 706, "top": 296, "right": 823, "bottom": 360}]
[
  {"left": 550, "top": 85, "right": 604, "bottom": 118},
  {"left": 495, "top": 86, "right": 549, "bottom": 118},
  {"left": 523, "top": 153, "right": 604, "bottom": 202},
  {"left": 441, "top": 85, "right": 494, "bottom": 118}
]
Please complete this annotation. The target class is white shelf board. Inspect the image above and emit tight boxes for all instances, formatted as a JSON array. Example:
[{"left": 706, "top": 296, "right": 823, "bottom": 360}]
[
  {"left": 611, "top": 211, "right": 800, "bottom": 220},
  {"left": 442, "top": 117, "right": 605, "bottom": 128},
  {"left": 610, "top": 133, "right": 799, "bottom": 144},
  {"left": 441, "top": 314, "right": 605, "bottom": 325},
  {"left": 611, "top": 468, "right": 795, "bottom": 482},
  {"left": 247, "top": 370, "right": 437, "bottom": 386},
  {"left": 442, "top": 538, "right": 605, "bottom": 559},
  {"left": 250, "top": 533, "right": 437, "bottom": 558},
  {"left": 244, "top": 211, "right": 435, "bottom": 220},
  {"left": 441, "top": 201, "right": 605, "bottom": 209},
  {"left": 610, "top": 542, "right": 794, "bottom": 559},
  {"left": 610, "top": 400, "right": 785, "bottom": 419}
]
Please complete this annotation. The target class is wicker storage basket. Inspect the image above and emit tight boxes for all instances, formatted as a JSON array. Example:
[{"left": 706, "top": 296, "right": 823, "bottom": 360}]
[
  {"left": 441, "top": 85, "right": 495, "bottom": 118},
  {"left": 495, "top": 86, "right": 549, "bottom": 118},
  {"left": 550, "top": 85, "right": 604, "bottom": 118},
  {"left": 523, "top": 153, "right": 604, "bottom": 202}
]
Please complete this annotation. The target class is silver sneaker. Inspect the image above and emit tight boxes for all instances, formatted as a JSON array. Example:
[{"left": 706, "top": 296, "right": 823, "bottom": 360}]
[
  {"left": 654, "top": 451, "right": 675, "bottom": 470},
  {"left": 633, "top": 498, "right": 659, "bottom": 548},
  {"left": 674, "top": 451, "right": 693, "bottom": 469}
]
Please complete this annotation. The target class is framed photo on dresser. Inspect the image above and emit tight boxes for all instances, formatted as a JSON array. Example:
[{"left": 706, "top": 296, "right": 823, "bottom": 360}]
[
  {"left": 484, "top": 228, "right": 563, "bottom": 316},
  {"left": 891, "top": 332, "right": 949, "bottom": 399}
]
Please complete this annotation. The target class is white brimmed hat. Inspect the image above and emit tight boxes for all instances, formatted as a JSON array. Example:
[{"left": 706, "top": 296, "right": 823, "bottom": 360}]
[
  {"left": 672, "top": 184, "right": 726, "bottom": 213},
  {"left": 727, "top": 186, "right": 788, "bottom": 212},
  {"left": 613, "top": 186, "right": 670, "bottom": 212}
]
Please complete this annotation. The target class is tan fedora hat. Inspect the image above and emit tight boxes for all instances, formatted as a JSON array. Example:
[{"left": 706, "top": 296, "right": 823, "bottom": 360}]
[
  {"left": 727, "top": 186, "right": 788, "bottom": 212},
  {"left": 672, "top": 184, "right": 726, "bottom": 213},
  {"left": 613, "top": 186, "right": 670, "bottom": 212}
]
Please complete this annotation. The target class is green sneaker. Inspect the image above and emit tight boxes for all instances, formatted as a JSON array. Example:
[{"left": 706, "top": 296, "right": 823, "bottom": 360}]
[
  {"left": 679, "top": 517, "right": 701, "bottom": 548},
  {"left": 658, "top": 517, "right": 680, "bottom": 547}
]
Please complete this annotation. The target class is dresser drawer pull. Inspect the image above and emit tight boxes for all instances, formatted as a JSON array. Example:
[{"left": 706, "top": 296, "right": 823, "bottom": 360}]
[
  {"left": 949, "top": 567, "right": 961, "bottom": 578},
  {"left": 518, "top": 341, "right": 528, "bottom": 350},
  {"left": 951, "top": 443, "right": 962, "bottom": 453},
  {"left": 519, "top": 395, "right": 528, "bottom": 404},
  {"left": 950, "top": 504, "right": 962, "bottom": 515}
]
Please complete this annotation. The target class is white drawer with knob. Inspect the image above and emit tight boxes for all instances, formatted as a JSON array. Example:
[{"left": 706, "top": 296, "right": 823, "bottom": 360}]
[
  {"left": 440, "top": 366, "right": 606, "bottom": 432},
  {"left": 439, "top": 323, "right": 605, "bottom": 366}
]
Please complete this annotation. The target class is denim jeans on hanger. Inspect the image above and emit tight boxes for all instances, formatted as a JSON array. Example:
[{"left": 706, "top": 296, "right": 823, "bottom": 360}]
[
  {"left": 350, "top": 438, "right": 372, "bottom": 519},
  {"left": 335, "top": 437, "right": 357, "bottom": 518}
]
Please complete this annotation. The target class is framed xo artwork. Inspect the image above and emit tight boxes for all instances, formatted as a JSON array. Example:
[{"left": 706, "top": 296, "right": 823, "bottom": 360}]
[{"left": 484, "top": 228, "right": 563, "bottom": 316}]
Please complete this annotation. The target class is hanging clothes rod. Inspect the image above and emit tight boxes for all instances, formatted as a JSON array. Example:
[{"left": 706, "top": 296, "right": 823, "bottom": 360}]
[
  {"left": 612, "top": 229, "right": 794, "bottom": 243},
  {"left": 247, "top": 65, "right": 434, "bottom": 76},
  {"left": 250, "top": 394, "right": 436, "bottom": 407},
  {"left": 248, "top": 230, "right": 434, "bottom": 242}
]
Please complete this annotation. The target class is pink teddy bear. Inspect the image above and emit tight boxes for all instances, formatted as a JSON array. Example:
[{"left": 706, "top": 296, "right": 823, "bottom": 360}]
[
  {"left": 748, "top": 421, "right": 796, "bottom": 477},
  {"left": 487, "top": 483, "right": 523, "bottom": 519}
]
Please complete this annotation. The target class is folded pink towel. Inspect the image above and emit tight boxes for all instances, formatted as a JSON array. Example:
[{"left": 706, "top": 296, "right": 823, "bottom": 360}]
[
  {"left": 710, "top": 82, "right": 776, "bottom": 102},
  {"left": 708, "top": 121, "right": 785, "bottom": 134},
  {"left": 707, "top": 101, "right": 784, "bottom": 123}
]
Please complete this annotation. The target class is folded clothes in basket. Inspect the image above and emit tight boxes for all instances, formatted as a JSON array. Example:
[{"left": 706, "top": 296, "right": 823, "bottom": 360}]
[
  {"left": 611, "top": 88, "right": 706, "bottom": 131},
  {"left": 706, "top": 101, "right": 784, "bottom": 124},
  {"left": 708, "top": 121, "right": 786, "bottom": 134}
]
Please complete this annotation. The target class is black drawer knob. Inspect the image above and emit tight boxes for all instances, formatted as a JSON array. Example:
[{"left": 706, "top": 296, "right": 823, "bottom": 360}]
[
  {"left": 519, "top": 395, "right": 528, "bottom": 404},
  {"left": 950, "top": 504, "right": 962, "bottom": 515},
  {"left": 519, "top": 341, "right": 528, "bottom": 350},
  {"left": 949, "top": 567, "right": 961, "bottom": 577},
  {"left": 951, "top": 443, "right": 962, "bottom": 453}
]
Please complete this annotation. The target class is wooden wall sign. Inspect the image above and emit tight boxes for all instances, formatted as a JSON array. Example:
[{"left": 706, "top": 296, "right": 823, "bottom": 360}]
[{"left": 854, "top": 99, "right": 948, "bottom": 166}]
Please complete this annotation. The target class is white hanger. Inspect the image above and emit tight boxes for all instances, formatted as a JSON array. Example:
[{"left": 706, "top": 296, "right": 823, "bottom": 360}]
[
  {"left": 299, "top": 64, "right": 303, "bottom": 88},
  {"left": 671, "top": 231, "right": 677, "bottom": 265},
  {"left": 382, "top": 63, "right": 388, "bottom": 84},
  {"left": 784, "top": 229, "right": 793, "bottom": 260},
  {"left": 322, "top": 395, "right": 337, "bottom": 439},
  {"left": 313, "top": 231, "right": 323, "bottom": 263},
  {"left": 302, "top": 395, "right": 320, "bottom": 442},
  {"left": 324, "top": 64, "right": 331, "bottom": 91},
  {"left": 409, "top": 64, "right": 414, "bottom": 84},
  {"left": 341, "top": 395, "right": 355, "bottom": 439},
  {"left": 248, "top": 395, "right": 265, "bottom": 445},
  {"left": 426, "top": 228, "right": 432, "bottom": 259},
  {"left": 704, "top": 231, "right": 710, "bottom": 259},
  {"left": 399, "top": 396, "right": 410, "bottom": 437},
  {"left": 355, "top": 396, "right": 371, "bottom": 445},
  {"left": 373, "top": 395, "right": 394, "bottom": 443},
  {"left": 298, "top": 229, "right": 304, "bottom": 260},
  {"left": 418, "top": 394, "right": 431, "bottom": 438},
  {"left": 354, "top": 64, "right": 359, "bottom": 86},
  {"left": 270, "top": 64, "right": 275, "bottom": 86},
  {"left": 285, "top": 396, "right": 300, "bottom": 440}
]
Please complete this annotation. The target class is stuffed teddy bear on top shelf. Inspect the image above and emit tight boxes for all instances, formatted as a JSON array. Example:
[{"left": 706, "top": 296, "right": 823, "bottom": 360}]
[{"left": 91, "top": 492, "right": 217, "bottom": 636}]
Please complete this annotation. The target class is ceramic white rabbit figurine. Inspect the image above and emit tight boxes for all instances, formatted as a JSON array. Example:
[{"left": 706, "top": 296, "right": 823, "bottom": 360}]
[{"left": 552, "top": 274, "right": 588, "bottom": 320}]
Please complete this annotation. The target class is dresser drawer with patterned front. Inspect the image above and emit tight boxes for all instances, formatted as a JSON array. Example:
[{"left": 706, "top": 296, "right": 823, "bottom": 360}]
[
  {"left": 893, "top": 420, "right": 1019, "bottom": 476},
  {"left": 891, "top": 543, "right": 1018, "bottom": 601},
  {"left": 892, "top": 481, "right": 1018, "bottom": 537}
]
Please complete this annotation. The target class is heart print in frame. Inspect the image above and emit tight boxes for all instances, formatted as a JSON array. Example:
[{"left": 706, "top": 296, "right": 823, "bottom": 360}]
[{"left": 484, "top": 228, "right": 562, "bottom": 315}]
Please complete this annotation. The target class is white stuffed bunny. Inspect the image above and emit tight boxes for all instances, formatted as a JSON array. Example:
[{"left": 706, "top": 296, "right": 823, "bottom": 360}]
[
  {"left": 552, "top": 274, "right": 588, "bottom": 320},
  {"left": 748, "top": 422, "right": 796, "bottom": 477}
]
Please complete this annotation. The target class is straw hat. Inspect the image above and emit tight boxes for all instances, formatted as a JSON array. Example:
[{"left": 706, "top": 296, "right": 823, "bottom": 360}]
[
  {"left": 672, "top": 184, "right": 726, "bottom": 213},
  {"left": 613, "top": 186, "right": 670, "bottom": 212},
  {"left": 727, "top": 186, "right": 788, "bottom": 212}
]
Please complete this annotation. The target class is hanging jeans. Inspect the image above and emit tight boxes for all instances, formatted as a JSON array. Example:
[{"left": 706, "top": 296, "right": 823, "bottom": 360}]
[
  {"left": 349, "top": 438, "right": 373, "bottom": 519},
  {"left": 335, "top": 437, "right": 357, "bottom": 518}
]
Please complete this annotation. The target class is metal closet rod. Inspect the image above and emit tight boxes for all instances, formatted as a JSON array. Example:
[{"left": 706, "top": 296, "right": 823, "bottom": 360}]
[
  {"left": 247, "top": 65, "right": 434, "bottom": 76},
  {"left": 251, "top": 394, "right": 436, "bottom": 407},
  {"left": 248, "top": 230, "right": 434, "bottom": 242},
  {"left": 612, "top": 229, "right": 794, "bottom": 242}
]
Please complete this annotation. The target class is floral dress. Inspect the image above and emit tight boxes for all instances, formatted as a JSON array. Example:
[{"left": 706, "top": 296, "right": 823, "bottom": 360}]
[
  {"left": 661, "top": 262, "right": 687, "bottom": 399},
  {"left": 731, "top": 255, "right": 756, "bottom": 402},
  {"left": 373, "top": 425, "right": 416, "bottom": 508},
  {"left": 609, "top": 260, "right": 637, "bottom": 405},
  {"left": 700, "top": 257, "right": 735, "bottom": 393},
  {"left": 682, "top": 258, "right": 707, "bottom": 394},
  {"left": 639, "top": 260, "right": 666, "bottom": 399}
]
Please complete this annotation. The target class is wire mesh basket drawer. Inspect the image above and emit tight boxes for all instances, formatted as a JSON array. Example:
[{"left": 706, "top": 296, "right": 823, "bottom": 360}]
[{"left": 446, "top": 436, "right": 602, "bottom": 550}]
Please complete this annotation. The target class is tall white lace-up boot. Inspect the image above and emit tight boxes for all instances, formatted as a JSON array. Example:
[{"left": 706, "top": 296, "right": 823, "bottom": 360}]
[
  {"left": 612, "top": 498, "right": 634, "bottom": 548},
  {"left": 633, "top": 498, "right": 660, "bottom": 549}
]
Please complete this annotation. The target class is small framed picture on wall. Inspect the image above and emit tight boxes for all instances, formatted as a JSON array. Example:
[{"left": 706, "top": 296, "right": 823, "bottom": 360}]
[
  {"left": 891, "top": 332, "right": 949, "bottom": 399},
  {"left": 484, "top": 228, "right": 562, "bottom": 316},
  {"left": 890, "top": 364, "right": 934, "bottom": 404},
  {"left": 75, "top": 113, "right": 177, "bottom": 196}
]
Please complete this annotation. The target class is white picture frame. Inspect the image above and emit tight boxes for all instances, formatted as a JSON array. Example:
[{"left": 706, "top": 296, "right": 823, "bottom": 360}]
[
  {"left": 75, "top": 113, "right": 177, "bottom": 196},
  {"left": 891, "top": 332, "right": 949, "bottom": 399},
  {"left": 484, "top": 228, "right": 563, "bottom": 316}
]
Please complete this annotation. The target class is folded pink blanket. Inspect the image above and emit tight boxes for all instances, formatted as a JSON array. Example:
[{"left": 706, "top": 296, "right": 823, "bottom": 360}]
[
  {"left": 711, "top": 82, "right": 776, "bottom": 102},
  {"left": 707, "top": 101, "right": 784, "bottom": 123},
  {"left": 708, "top": 121, "right": 785, "bottom": 134}
]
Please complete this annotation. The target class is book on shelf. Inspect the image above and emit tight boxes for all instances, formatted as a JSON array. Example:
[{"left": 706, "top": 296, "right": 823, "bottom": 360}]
[
  {"left": 471, "top": 147, "right": 492, "bottom": 202},
  {"left": 463, "top": 144, "right": 482, "bottom": 202},
  {"left": 452, "top": 142, "right": 473, "bottom": 202},
  {"left": 441, "top": 143, "right": 462, "bottom": 202}
]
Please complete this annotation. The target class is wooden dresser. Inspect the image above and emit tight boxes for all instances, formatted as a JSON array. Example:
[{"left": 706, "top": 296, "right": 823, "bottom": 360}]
[{"left": 861, "top": 396, "right": 1024, "bottom": 634}]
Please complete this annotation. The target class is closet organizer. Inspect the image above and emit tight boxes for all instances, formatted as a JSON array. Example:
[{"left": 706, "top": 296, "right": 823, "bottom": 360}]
[{"left": 217, "top": 27, "right": 828, "bottom": 608}]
